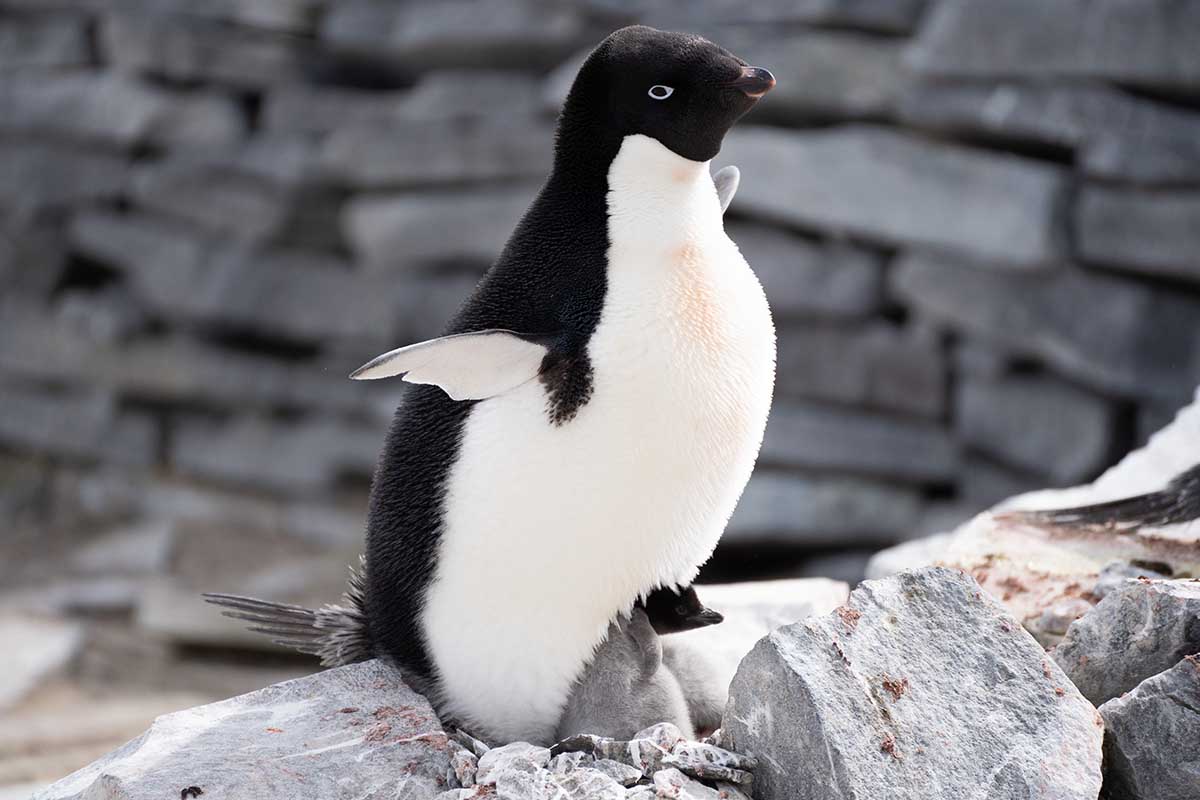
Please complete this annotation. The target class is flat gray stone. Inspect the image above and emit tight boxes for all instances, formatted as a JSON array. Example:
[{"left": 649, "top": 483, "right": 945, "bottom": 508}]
[
  {"left": 727, "top": 223, "right": 884, "bottom": 320},
  {"left": 67, "top": 212, "right": 404, "bottom": 345},
  {"left": 171, "top": 415, "right": 380, "bottom": 494},
  {"left": 71, "top": 519, "right": 176, "bottom": 576},
  {"left": 1053, "top": 579, "right": 1200, "bottom": 706},
  {"left": 0, "top": 305, "right": 387, "bottom": 418},
  {"left": 321, "top": 0, "right": 586, "bottom": 70},
  {"left": 0, "top": 615, "right": 84, "bottom": 711},
  {"left": 1076, "top": 186, "right": 1200, "bottom": 285},
  {"left": 0, "top": 221, "right": 67, "bottom": 299},
  {"left": 897, "top": 82, "right": 1200, "bottom": 185},
  {"left": 0, "top": 142, "right": 127, "bottom": 217},
  {"left": 725, "top": 471, "right": 923, "bottom": 547},
  {"left": 0, "top": 380, "right": 156, "bottom": 467},
  {"left": 343, "top": 186, "right": 536, "bottom": 270},
  {"left": 1098, "top": 655, "right": 1200, "bottom": 800},
  {"left": 776, "top": 322, "right": 944, "bottom": 417},
  {"left": 760, "top": 402, "right": 959, "bottom": 484},
  {"left": 100, "top": 14, "right": 310, "bottom": 89},
  {"left": 892, "top": 252, "right": 1200, "bottom": 403},
  {"left": 320, "top": 115, "right": 554, "bottom": 188},
  {"left": 0, "top": 15, "right": 89, "bottom": 71},
  {"left": 33, "top": 660, "right": 454, "bottom": 800},
  {"left": 0, "top": 72, "right": 244, "bottom": 148},
  {"left": 723, "top": 567, "right": 1104, "bottom": 800},
  {"left": 907, "top": 0, "right": 1200, "bottom": 91},
  {"left": 583, "top": 0, "right": 925, "bottom": 34},
  {"left": 956, "top": 373, "right": 1116, "bottom": 484},
  {"left": 959, "top": 455, "right": 1043, "bottom": 507},
  {"left": 719, "top": 125, "right": 1065, "bottom": 267},
  {"left": 129, "top": 0, "right": 324, "bottom": 33},
  {"left": 160, "top": 134, "right": 324, "bottom": 188},
  {"left": 1086, "top": 131, "right": 1200, "bottom": 186},
  {"left": 130, "top": 161, "right": 290, "bottom": 244},
  {"left": 264, "top": 71, "right": 542, "bottom": 134}
]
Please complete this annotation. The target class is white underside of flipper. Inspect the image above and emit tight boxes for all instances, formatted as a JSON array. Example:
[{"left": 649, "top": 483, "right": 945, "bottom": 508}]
[{"left": 421, "top": 134, "right": 777, "bottom": 744}]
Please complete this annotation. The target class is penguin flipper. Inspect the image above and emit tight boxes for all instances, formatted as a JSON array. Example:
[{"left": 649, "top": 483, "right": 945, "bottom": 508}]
[
  {"left": 713, "top": 165, "right": 740, "bottom": 214},
  {"left": 349, "top": 329, "right": 552, "bottom": 401}
]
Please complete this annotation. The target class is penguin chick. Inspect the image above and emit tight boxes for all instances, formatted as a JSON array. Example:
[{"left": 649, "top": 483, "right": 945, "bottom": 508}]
[
  {"left": 660, "top": 637, "right": 727, "bottom": 737},
  {"left": 555, "top": 607, "right": 694, "bottom": 741},
  {"left": 641, "top": 585, "right": 724, "bottom": 635}
]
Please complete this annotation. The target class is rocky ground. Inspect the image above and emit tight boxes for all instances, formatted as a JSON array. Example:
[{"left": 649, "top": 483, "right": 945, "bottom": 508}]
[
  {"left": 30, "top": 563, "right": 1200, "bottom": 800},
  {"left": 21, "top": 389, "right": 1200, "bottom": 799}
]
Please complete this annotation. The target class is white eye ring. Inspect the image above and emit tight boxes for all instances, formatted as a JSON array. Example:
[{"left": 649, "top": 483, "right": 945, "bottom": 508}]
[{"left": 648, "top": 85, "right": 674, "bottom": 100}]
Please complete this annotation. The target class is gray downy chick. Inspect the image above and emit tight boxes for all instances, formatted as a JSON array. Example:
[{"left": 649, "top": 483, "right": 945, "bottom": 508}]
[
  {"left": 556, "top": 607, "right": 694, "bottom": 741},
  {"left": 661, "top": 637, "right": 726, "bottom": 737}
]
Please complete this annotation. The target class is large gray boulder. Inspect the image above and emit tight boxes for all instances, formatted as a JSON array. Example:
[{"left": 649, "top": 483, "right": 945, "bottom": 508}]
[
  {"left": 723, "top": 567, "right": 1104, "bottom": 800},
  {"left": 1053, "top": 579, "right": 1200, "bottom": 706},
  {"left": 34, "top": 660, "right": 456, "bottom": 800},
  {"left": 1098, "top": 655, "right": 1200, "bottom": 800}
]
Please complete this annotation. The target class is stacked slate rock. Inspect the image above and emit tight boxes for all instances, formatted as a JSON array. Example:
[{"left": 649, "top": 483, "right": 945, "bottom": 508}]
[{"left": 3, "top": 0, "right": 1200, "bottom": 596}]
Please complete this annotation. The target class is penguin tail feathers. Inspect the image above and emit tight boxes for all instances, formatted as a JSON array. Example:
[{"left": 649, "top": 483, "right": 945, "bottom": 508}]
[
  {"left": 998, "top": 463, "right": 1200, "bottom": 531},
  {"left": 203, "top": 558, "right": 373, "bottom": 667}
]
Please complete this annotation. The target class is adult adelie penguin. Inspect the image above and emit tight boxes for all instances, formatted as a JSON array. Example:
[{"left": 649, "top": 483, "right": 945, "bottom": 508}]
[{"left": 208, "top": 25, "right": 777, "bottom": 745}]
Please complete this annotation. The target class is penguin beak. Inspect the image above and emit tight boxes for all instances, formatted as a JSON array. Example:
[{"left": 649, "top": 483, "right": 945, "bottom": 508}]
[{"left": 728, "top": 66, "right": 775, "bottom": 99}]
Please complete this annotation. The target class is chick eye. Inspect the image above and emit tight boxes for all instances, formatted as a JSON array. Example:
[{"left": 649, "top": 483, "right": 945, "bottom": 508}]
[{"left": 648, "top": 85, "right": 674, "bottom": 100}]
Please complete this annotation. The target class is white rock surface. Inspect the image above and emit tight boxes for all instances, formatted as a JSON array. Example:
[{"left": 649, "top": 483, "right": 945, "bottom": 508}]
[
  {"left": 723, "top": 567, "right": 1104, "bottom": 800},
  {"left": 34, "top": 660, "right": 454, "bottom": 800}
]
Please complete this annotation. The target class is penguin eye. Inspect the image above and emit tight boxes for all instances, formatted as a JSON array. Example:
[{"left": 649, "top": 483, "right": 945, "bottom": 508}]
[{"left": 648, "top": 85, "right": 674, "bottom": 100}]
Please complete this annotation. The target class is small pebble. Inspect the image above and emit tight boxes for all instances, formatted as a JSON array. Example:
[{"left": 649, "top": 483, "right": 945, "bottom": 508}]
[
  {"left": 450, "top": 729, "right": 491, "bottom": 758},
  {"left": 448, "top": 742, "right": 478, "bottom": 788},
  {"left": 633, "top": 722, "right": 686, "bottom": 752},
  {"left": 549, "top": 750, "right": 591, "bottom": 774},
  {"left": 592, "top": 758, "right": 643, "bottom": 787},
  {"left": 653, "top": 767, "right": 721, "bottom": 799}
]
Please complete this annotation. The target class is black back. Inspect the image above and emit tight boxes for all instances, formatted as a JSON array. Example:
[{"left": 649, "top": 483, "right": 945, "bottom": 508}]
[{"left": 363, "top": 26, "right": 768, "bottom": 687}]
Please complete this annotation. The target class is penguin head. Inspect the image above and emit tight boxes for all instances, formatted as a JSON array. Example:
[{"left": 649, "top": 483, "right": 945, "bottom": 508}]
[{"left": 560, "top": 25, "right": 774, "bottom": 164}]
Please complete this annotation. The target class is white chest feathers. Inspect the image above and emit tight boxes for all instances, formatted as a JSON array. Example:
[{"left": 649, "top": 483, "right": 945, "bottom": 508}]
[{"left": 421, "top": 134, "right": 777, "bottom": 744}]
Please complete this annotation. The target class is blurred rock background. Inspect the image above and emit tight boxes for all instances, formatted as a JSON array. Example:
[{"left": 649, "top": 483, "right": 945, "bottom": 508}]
[{"left": 2, "top": 0, "right": 1199, "bottom": 792}]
